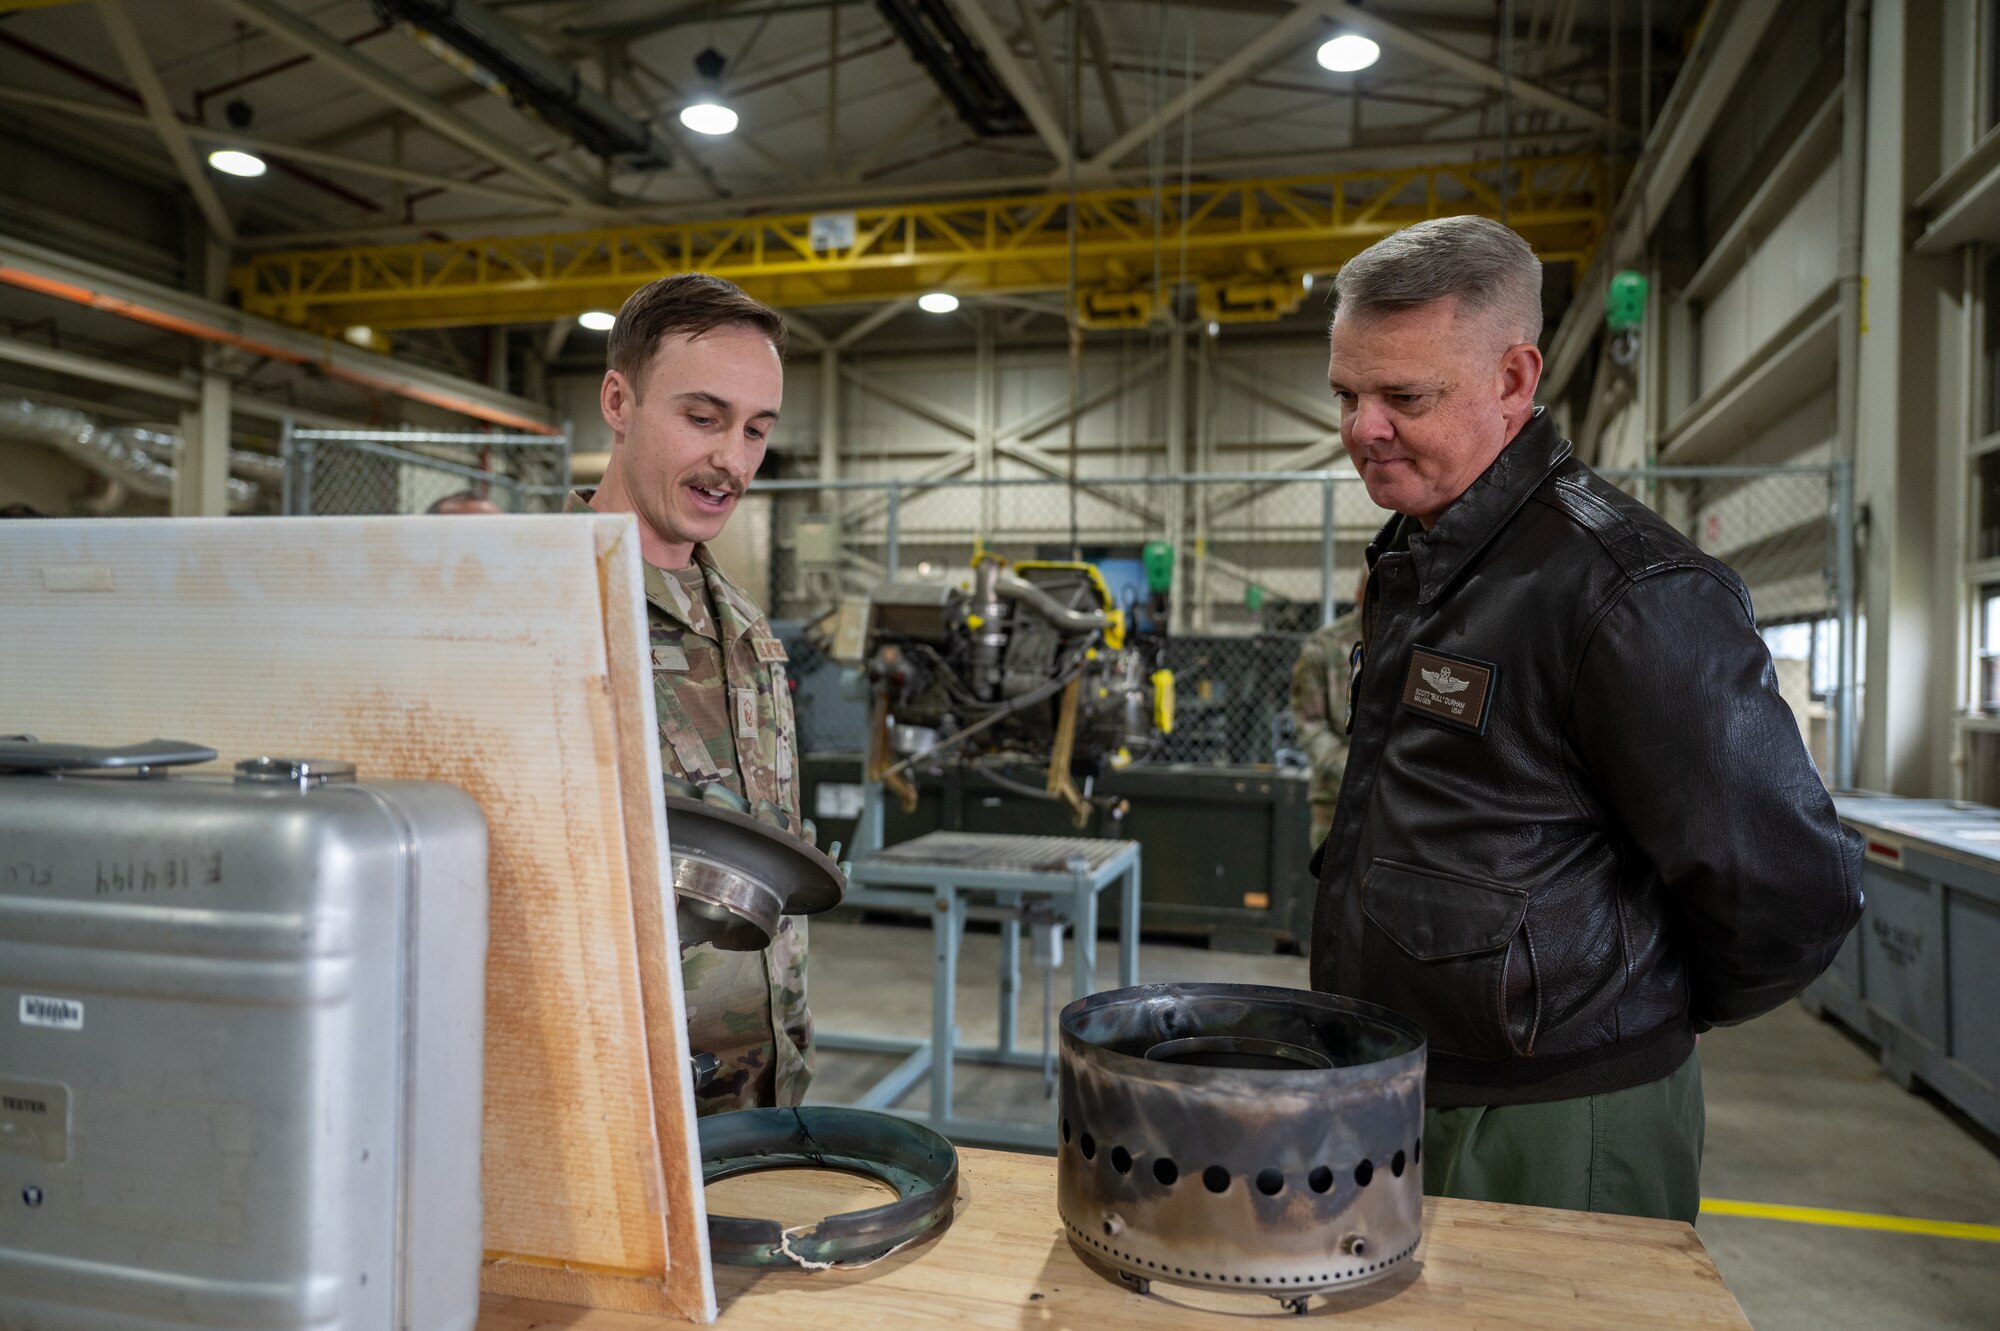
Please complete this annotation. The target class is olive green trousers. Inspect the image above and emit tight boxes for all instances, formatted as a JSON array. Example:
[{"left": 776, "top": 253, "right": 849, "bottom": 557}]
[{"left": 1422, "top": 1050, "right": 1704, "bottom": 1224}]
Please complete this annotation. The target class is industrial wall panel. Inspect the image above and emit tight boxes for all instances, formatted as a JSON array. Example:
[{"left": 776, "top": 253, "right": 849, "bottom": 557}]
[{"left": 1697, "top": 160, "right": 1841, "bottom": 394}]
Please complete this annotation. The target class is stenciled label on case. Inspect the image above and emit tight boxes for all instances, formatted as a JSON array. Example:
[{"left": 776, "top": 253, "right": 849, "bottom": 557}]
[{"left": 18, "top": 994, "right": 84, "bottom": 1031}]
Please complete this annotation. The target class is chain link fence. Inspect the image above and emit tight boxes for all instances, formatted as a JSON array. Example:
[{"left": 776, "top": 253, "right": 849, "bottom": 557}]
[
  {"left": 281, "top": 425, "right": 572, "bottom": 515},
  {"left": 764, "top": 462, "right": 1856, "bottom": 786}
]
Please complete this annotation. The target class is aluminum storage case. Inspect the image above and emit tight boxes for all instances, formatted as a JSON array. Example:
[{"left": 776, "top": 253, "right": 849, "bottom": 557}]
[{"left": 0, "top": 739, "right": 488, "bottom": 1331}]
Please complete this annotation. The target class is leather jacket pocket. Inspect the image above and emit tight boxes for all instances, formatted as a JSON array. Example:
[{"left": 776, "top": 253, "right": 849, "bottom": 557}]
[{"left": 1360, "top": 859, "right": 1536, "bottom": 1060}]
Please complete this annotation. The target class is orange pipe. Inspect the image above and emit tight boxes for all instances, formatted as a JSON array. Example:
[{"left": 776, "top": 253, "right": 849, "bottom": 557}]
[{"left": 0, "top": 265, "right": 560, "bottom": 435}]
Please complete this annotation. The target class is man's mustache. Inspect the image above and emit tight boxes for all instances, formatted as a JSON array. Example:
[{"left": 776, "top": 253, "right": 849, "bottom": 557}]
[{"left": 686, "top": 472, "right": 745, "bottom": 495}]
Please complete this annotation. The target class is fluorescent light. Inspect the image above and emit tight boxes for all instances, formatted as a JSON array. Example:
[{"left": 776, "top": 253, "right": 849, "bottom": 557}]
[
  {"left": 1206, "top": 321, "right": 1221, "bottom": 338},
  {"left": 918, "top": 291, "right": 960, "bottom": 314},
  {"left": 679, "top": 102, "right": 738, "bottom": 135},
  {"left": 1302, "top": 272, "right": 1315, "bottom": 291},
  {"left": 577, "top": 310, "right": 617, "bottom": 332},
  {"left": 1316, "top": 34, "right": 1380, "bottom": 73},
  {"left": 343, "top": 325, "right": 375, "bottom": 347},
  {"left": 207, "top": 148, "right": 267, "bottom": 178}
]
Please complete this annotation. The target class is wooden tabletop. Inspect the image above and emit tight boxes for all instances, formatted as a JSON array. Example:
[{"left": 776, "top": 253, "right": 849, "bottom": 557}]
[{"left": 479, "top": 1146, "right": 1751, "bottom": 1329}]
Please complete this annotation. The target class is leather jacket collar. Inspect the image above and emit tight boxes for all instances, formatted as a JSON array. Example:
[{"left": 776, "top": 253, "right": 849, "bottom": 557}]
[{"left": 1366, "top": 407, "right": 1574, "bottom": 605}]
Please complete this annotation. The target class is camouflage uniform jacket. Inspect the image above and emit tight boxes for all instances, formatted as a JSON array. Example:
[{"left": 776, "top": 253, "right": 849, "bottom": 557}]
[
  {"left": 1290, "top": 609, "right": 1363, "bottom": 848},
  {"left": 568, "top": 490, "right": 811, "bottom": 1114}
]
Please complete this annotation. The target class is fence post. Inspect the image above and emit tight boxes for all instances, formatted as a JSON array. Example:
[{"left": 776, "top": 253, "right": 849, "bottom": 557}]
[
  {"left": 297, "top": 436, "right": 316, "bottom": 517},
  {"left": 1320, "top": 473, "right": 1337, "bottom": 628},
  {"left": 1834, "top": 458, "right": 1858, "bottom": 789},
  {"left": 885, "top": 481, "right": 902, "bottom": 579},
  {"left": 280, "top": 416, "right": 295, "bottom": 516}
]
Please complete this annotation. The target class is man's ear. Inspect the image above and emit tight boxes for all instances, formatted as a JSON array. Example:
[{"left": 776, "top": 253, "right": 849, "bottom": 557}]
[
  {"left": 600, "top": 369, "right": 633, "bottom": 439},
  {"left": 1498, "top": 341, "right": 1544, "bottom": 413}
]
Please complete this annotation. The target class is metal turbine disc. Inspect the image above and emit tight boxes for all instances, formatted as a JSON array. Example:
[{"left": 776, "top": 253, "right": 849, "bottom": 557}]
[{"left": 666, "top": 792, "right": 846, "bottom": 952}]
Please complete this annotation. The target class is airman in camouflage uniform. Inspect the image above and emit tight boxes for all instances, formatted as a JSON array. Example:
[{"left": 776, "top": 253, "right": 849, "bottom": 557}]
[
  {"left": 571, "top": 271, "right": 809, "bottom": 1116},
  {"left": 1290, "top": 606, "right": 1363, "bottom": 850},
  {"left": 569, "top": 489, "right": 812, "bottom": 1113}
]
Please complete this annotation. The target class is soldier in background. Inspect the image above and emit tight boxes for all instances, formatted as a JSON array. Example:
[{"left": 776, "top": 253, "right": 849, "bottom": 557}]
[
  {"left": 1289, "top": 571, "right": 1367, "bottom": 851},
  {"left": 568, "top": 273, "right": 810, "bottom": 1114}
]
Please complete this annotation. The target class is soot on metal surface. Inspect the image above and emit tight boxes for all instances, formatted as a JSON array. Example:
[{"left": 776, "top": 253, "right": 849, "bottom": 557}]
[{"left": 1057, "top": 982, "right": 1426, "bottom": 1314}]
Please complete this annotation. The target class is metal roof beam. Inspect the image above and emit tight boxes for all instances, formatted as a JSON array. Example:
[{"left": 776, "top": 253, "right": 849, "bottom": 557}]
[
  {"left": 96, "top": 0, "right": 236, "bottom": 243},
  {"left": 200, "top": 0, "right": 612, "bottom": 211},
  {"left": 1327, "top": 2, "right": 1610, "bottom": 132},
  {"left": 946, "top": 0, "right": 1072, "bottom": 169},
  {"left": 0, "top": 85, "right": 556, "bottom": 206},
  {"left": 1080, "top": 0, "right": 1342, "bottom": 174}
]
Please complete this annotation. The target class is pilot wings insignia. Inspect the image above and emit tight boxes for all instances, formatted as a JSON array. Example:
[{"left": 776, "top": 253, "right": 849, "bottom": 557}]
[{"left": 1421, "top": 666, "right": 1471, "bottom": 695}]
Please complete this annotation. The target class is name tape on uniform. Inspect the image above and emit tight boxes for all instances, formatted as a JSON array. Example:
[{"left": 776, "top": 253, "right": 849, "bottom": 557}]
[{"left": 1400, "top": 647, "right": 1497, "bottom": 735}]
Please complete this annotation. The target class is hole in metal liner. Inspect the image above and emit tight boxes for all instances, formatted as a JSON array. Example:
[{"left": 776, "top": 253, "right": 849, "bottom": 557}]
[
  {"left": 1256, "top": 1168, "right": 1285, "bottom": 1196},
  {"left": 1081, "top": 1132, "right": 1097, "bottom": 1159},
  {"left": 1111, "top": 1146, "right": 1132, "bottom": 1174},
  {"left": 1308, "top": 1165, "right": 1333, "bottom": 1193},
  {"left": 1143, "top": 1035, "right": 1335, "bottom": 1070},
  {"left": 1153, "top": 1157, "right": 1179, "bottom": 1186},
  {"left": 1202, "top": 1165, "right": 1231, "bottom": 1193}
]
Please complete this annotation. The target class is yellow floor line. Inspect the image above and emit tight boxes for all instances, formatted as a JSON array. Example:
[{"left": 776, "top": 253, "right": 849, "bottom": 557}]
[{"left": 1701, "top": 1198, "right": 2000, "bottom": 1242}]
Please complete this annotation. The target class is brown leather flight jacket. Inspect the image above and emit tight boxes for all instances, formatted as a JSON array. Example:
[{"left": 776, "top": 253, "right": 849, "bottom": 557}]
[{"left": 1311, "top": 411, "right": 1863, "bottom": 1108}]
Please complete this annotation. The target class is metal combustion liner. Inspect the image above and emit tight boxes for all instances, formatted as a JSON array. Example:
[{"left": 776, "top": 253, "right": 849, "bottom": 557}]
[{"left": 1056, "top": 983, "right": 1426, "bottom": 1313}]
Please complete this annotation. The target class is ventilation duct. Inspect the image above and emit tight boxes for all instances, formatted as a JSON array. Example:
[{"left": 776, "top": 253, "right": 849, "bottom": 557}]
[
  {"left": 372, "top": 0, "right": 671, "bottom": 167},
  {"left": 0, "top": 398, "right": 266, "bottom": 511}
]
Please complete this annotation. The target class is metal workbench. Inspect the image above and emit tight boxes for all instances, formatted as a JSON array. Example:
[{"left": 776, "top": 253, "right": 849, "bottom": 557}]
[
  {"left": 1801, "top": 793, "right": 2000, "bottom": 1137},
  {"left": 817, "top": 829, "right": 1141, "bottom": 1150}
]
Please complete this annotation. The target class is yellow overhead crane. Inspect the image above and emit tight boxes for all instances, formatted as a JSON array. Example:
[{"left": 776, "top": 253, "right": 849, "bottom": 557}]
[{"left": 233, "top": 153, "right": 1609, "bottom": 334}]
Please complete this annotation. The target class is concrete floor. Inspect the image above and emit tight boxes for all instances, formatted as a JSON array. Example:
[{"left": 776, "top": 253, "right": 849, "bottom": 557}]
[{"left": 802, "top": 916, "right": 2000, "bottom": 1330}]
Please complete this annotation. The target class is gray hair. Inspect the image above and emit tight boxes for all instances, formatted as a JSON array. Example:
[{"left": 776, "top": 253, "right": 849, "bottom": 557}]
[{"left": 1330, "top": 216, "right": 1543, "bottom": 344}]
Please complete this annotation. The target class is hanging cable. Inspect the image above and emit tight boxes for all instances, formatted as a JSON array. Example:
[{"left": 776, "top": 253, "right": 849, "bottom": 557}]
[
  {"left": 1500, "top": 0, "right": 1514, "bottom": 226},
  {"left": 1064, "top": 0, "right": 1082, "bottom": 559}
]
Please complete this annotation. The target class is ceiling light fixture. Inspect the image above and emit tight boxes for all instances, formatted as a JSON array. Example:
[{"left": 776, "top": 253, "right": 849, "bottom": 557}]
[
  {"left": 207, "top": 148, "right": 268, "bottom": 178},
  {"left": 344, "top": 325, "right": 375, "bottom": 348},
  {"left": 679, "top": 101, "right": 738, "bottom": 136},
  {"left": 577, "top": 310, "right": 617, "bottom": 331},
  {"left": 1316, "top": 34, "right": 1380, "bottom": 73},
  {"left": 682, "top": 46, "right": 737, "bottom": 136},
  {"left": 918, "top": 291, "right": 960, "bottom": 314}
]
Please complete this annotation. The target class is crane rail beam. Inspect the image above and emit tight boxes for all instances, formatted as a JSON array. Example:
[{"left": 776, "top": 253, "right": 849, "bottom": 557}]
[{"left": 233, "top": 154, "right": 1609, "bottom": 331}]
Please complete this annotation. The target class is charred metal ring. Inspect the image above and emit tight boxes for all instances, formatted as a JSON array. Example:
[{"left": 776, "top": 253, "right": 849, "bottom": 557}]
[
  {"left": 699, "top": 1107, "right": 959, "bottom": 1269},
  {"left": 1058, "top": 983, "right": 1426, "bottom": 1303}
]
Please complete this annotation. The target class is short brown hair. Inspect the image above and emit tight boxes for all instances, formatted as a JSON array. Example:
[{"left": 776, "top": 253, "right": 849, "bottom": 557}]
[{"left": 607, "top": 273, "right": 787, "bottom": 394}]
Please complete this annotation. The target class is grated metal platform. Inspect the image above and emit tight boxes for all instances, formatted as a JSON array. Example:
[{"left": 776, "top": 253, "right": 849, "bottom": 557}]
[{"left": 866, "top": 831, "right": 1136, "bottom": 874}]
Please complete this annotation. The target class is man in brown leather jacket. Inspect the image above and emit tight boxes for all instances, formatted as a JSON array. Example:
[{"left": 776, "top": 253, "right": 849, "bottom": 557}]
[{"left": 1313, "top": 217, "right": 1862, "bottom": 1223}]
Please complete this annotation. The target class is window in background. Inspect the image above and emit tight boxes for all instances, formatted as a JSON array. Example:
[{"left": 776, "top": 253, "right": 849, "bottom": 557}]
[
  {"left": 1982, "top": 586, "right": 2000, "bottom": 712},
  {"left": 1990, "top": 0, "right": 2000, "bottom": 130},
  {"left": 1762, "top": 617, "right": 1840, "bottom": 701},
  {"left": 1980, "top": 452, "right": 2000, "bottom": 561},
  {"left": 1987, "top": 254, "right": 2000, "bottom": 434}
]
